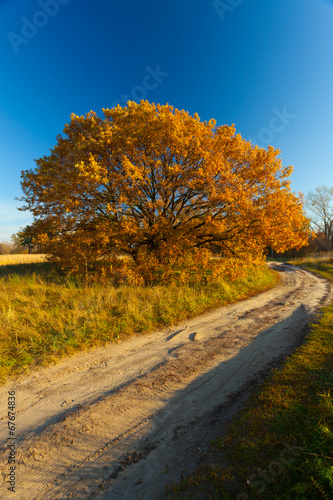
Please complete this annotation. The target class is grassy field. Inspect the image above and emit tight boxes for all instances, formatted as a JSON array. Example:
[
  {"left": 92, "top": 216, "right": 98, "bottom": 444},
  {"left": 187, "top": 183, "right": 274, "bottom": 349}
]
[
  {"left": 0, "top": 254, "right": 47, "bottom": 265},
  {"left": 166, "top": 257, "right": 333, "bottom": 499},
  {"left": 0, "top": 258, "right": 279, "bottom": 386}
]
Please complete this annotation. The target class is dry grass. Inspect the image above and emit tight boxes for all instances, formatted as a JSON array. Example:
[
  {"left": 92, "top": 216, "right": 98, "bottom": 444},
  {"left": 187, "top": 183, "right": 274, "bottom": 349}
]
[
  {"left": 0, "top": 261, "right": 279, "bottom": 385},
  {"left": 290, "top": 251, "right": 333, "bottom": 264},
  {"left": 0, "top": 254, "right": 47, "bottom": 265}
]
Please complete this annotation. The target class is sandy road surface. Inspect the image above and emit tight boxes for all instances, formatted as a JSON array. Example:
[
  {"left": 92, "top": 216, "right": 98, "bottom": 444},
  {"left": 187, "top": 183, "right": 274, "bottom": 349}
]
[{"left": 1, "top": 263, "right": 332, "bottom": 500}]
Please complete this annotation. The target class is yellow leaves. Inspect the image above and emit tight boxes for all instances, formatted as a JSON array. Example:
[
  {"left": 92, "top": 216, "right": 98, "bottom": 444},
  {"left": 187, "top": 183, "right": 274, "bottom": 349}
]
[
  {"left": 36, "top": 233, "right": 49, "bottom": 245},
  {"left": 74, "top": 155, "right": 109, "bottom": 185},
  {"left": 122, "top": 157, "right": 144, "bottom": 181},
  {"left": 19, "top": 100, "right": 311, "bottom": 283}
]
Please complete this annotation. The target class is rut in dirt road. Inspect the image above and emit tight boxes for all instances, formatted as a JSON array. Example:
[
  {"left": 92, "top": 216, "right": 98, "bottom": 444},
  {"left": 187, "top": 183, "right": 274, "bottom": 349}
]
[{"left": 0, "top": 263, "right": 332, "bottom": 500}]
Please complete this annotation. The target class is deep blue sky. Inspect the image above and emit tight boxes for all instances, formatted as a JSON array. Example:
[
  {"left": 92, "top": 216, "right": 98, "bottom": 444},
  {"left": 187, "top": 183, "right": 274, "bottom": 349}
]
[{"left": 1, "top": 0, "right": 333, "bottom": 241}]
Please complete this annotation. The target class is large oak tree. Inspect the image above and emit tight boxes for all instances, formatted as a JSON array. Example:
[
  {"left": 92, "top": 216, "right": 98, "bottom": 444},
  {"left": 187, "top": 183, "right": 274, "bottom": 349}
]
[{"left": 19, "top": 101, "right": 310, "bottom": 282}]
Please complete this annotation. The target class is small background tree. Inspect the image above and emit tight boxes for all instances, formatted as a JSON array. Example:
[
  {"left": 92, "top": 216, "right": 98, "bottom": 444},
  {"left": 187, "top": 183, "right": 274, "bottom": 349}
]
[
  {"left": 307, "top": 185, "right": 333, "bottom": 250},
  {"left": 11, "top": 226, "right": 36, "bottom": 254}
]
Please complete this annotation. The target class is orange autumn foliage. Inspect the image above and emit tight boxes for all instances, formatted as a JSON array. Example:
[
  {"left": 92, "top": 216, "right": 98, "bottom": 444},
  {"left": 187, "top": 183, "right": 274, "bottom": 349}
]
[{"left": 19, "top": 101, "right": 310, "bottom": 284}]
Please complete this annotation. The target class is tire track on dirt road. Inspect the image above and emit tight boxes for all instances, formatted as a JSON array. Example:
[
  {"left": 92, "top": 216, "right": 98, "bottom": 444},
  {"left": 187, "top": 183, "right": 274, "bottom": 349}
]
[{"left": 0, "top": 263, "right": 332, "bottom": 499}]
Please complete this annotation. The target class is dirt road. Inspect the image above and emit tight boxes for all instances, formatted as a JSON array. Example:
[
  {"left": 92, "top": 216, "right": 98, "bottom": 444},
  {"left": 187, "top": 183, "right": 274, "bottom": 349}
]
[{"left": 1, "top": 263, "right": 332, "bottom": 500}]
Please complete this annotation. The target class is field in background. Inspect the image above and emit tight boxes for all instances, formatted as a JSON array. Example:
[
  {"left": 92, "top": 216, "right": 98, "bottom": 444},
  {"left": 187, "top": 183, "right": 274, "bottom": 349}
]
[
  {"left": 0, "top": 261, "right": 279, "bottom": 385},
  {"left": 0, "top": 254, "right": 47, "bottom": 265},
  {"left": 167, "top": 257, "right": 333, "bottom": 499}
]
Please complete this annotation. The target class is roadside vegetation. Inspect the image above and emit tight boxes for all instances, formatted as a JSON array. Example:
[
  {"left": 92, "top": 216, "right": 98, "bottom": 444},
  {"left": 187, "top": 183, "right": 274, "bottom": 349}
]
[
  {"left": 166, "top": 256, "right": 333, "bottom": 499},
  {"left": 0, "top": 257, "right": 279, "bottom": 386},
  {"left": 291, "top": 254, "right": 333, "bottom": 282}
]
